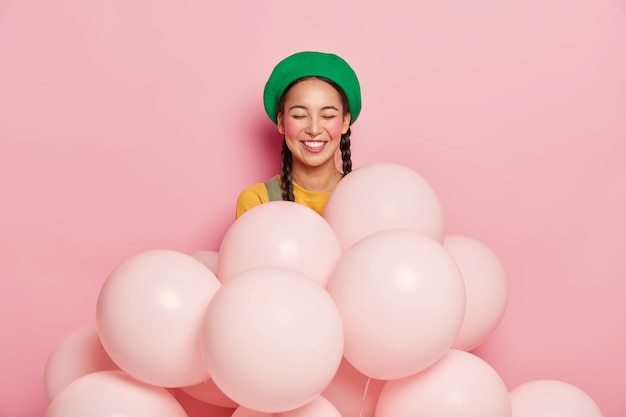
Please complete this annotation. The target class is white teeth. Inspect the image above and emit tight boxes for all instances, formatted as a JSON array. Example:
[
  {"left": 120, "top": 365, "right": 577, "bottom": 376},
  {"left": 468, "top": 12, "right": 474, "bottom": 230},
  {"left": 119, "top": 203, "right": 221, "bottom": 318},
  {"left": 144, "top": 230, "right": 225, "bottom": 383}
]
[{"left": 304, "top": 141, "right": 324, "bottom": 148}]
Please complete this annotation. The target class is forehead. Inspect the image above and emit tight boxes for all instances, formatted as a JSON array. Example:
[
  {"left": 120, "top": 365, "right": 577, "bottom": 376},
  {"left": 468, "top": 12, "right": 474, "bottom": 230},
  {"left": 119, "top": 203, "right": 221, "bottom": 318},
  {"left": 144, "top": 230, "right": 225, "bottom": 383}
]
[{"left": 284, "top": 78, "right": 343, "bottom": 107}]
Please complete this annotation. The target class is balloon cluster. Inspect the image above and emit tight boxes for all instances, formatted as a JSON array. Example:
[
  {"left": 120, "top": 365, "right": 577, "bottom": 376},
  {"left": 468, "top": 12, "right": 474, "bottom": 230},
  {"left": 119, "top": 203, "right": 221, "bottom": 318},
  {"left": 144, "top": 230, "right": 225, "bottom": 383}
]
[{"left": 43, "top": 163, "right": 603, "bottom": 417}]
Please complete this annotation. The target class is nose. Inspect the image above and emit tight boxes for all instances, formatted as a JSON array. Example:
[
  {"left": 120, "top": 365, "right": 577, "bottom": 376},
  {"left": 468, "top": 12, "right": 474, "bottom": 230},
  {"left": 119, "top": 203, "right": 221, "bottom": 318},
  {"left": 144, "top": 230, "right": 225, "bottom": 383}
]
[{"left": 305, "top": 117, "right": 322, "bottom": 137}]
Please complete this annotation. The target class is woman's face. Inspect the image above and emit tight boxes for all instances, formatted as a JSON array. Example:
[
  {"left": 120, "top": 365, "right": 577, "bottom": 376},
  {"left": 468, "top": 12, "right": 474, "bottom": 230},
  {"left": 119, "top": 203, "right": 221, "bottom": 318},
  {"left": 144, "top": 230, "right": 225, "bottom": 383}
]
[{"left": 277, "top": 78, "right": 350, "bottom": 171}]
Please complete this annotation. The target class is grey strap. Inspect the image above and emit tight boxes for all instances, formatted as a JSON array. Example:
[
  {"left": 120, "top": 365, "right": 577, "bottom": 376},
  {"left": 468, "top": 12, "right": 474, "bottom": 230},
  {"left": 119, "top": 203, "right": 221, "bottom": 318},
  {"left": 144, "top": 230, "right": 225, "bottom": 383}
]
[{"left": 264, "top": 176, "right": 282, "bottom": 201}]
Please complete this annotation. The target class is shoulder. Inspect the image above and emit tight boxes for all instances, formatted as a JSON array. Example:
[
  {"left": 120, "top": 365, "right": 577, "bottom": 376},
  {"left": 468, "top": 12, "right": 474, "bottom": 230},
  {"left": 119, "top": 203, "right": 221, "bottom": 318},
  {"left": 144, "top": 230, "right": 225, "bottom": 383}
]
[{"left": 236, "top": 181, "right": 270, "bottom": 218}]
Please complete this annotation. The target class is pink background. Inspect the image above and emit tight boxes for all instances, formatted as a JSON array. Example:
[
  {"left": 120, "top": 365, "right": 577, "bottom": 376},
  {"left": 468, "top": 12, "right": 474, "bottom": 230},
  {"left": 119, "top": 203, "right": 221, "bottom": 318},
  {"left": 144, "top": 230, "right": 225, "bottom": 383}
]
[{"left": 1, "top": 0, "right": 625, "bottom": 415}]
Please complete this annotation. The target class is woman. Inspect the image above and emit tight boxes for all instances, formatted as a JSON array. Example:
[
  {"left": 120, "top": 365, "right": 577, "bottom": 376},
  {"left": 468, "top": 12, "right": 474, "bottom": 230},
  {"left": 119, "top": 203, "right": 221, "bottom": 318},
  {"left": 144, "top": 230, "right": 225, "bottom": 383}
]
[{"left": 236, "top": 51, "right": 362, "bottom": 218}]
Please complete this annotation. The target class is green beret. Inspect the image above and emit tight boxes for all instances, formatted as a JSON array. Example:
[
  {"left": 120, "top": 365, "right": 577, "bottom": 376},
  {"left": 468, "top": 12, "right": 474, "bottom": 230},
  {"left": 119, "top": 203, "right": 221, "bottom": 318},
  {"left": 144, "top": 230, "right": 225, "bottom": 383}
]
[{"left": 263, "top": 51, "right": 361, "bottom": 125}]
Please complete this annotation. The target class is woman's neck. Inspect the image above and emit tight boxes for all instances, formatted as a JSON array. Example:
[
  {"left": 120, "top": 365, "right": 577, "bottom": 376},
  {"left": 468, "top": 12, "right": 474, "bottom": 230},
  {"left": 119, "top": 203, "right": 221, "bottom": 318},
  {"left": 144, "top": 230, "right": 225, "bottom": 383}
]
[{"left": 291, "top": 161, "right": 343, "bottom": 193}]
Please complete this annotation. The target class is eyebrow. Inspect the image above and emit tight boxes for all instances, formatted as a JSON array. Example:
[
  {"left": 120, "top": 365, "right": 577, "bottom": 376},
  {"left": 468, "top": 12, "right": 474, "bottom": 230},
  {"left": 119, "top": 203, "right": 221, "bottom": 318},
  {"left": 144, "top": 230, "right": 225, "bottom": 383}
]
[{"left": 288, "top": 105, "right": 340, "bottom": 111}]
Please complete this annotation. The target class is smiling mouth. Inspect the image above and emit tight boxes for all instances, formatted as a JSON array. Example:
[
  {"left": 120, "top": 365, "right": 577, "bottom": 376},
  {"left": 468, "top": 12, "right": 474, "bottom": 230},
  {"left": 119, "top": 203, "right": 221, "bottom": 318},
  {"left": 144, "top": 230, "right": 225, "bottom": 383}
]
[{"left": 303, "top": 141, "right": 325, "bottom": 149}]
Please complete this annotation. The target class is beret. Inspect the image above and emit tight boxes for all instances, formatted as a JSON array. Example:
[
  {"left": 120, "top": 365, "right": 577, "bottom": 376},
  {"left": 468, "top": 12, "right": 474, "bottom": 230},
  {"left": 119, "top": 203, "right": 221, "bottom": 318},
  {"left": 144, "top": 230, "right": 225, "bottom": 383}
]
[{"left": 263, "top": 51, "right": 361, "bottom": 125}]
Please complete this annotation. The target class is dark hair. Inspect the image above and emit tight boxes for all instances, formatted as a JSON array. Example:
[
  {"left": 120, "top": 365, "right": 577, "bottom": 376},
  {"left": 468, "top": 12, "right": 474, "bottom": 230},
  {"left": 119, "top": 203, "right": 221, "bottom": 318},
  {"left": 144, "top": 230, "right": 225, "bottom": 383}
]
[{"left": 277, "top": 76, "right": 353, "bottom": 202}]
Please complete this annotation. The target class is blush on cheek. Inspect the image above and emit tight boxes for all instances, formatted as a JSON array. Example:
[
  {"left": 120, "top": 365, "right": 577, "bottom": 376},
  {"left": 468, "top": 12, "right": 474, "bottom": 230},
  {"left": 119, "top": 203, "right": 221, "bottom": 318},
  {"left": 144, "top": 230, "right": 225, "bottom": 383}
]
[
  {"left": 283, "top": 120, "right": 301, "bottom": 139},
  {"left": 325, "top": 118, "right": 346, "bottom": 137},
  {"left": 283, "top": 117, "right": 345, "bottom": 138}
]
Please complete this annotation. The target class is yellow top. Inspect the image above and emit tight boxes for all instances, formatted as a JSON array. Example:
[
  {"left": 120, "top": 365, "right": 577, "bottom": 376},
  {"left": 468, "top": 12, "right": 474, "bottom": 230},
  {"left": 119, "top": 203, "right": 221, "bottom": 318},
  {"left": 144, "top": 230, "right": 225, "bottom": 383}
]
[{"left": 236, "top": 177, "right": 332, "bottom": 218}]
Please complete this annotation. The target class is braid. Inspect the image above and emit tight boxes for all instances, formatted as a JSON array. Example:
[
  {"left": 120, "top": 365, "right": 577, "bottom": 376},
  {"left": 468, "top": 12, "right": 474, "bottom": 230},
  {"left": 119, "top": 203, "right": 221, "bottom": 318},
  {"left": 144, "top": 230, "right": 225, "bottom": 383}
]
[
  {"left": 280, "top": 139, "right": 295, "bottom": 201},
  {"left": 340, "top": 128, "right": 352, "bottom": 176}
]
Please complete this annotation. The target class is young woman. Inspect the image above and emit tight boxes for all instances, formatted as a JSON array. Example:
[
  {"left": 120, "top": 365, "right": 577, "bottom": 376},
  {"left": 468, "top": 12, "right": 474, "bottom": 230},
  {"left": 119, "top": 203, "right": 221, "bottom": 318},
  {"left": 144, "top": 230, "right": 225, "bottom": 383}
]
[{"left": 236, "top": 51, "right": 362, "bottom": 218}]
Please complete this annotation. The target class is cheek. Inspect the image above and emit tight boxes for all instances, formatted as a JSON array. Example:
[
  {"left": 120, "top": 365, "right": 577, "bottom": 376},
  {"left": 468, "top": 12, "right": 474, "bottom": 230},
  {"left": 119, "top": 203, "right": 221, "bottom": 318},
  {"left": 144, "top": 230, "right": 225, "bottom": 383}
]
[
  {"left": 282, "top": 120, "right": 301, "bottom": 138},
  {"left": 325, "top": 118, "right": 346, "bottom": 137},
  {"left": 283, "top": 118, "right": 345, "bottom": 138}
]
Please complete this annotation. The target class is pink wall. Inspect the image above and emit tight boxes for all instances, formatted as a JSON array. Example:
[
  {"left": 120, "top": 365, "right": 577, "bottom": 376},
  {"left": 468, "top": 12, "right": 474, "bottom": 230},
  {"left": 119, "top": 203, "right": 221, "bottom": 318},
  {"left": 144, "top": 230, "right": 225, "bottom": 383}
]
[{"left": 1, "top": 0, "right": 625, "bottom": 415}]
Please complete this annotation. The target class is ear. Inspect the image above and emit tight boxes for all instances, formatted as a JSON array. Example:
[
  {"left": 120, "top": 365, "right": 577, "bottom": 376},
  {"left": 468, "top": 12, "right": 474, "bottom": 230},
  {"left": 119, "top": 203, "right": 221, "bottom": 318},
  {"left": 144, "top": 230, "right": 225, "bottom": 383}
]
[
  {"left": 277, "top": 112, "right": 285, "bottom": 134},
  {"left": 342, "top": 112, "right": 351, "bottom": 134}
]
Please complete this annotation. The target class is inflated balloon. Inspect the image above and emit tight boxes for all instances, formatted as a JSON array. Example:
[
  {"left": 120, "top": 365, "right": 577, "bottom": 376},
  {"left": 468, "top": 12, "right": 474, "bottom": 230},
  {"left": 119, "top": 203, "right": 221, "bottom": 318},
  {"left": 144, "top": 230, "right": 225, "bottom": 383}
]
[
  {"left": 327, "top": 230, "right": 466, "bottom": 380},
  {"left": 45, "top": 370, "right": 187, "bottom": 417},
  {"left": 443, "top": 234, "right": 508, "bottom": 351},
  {"left": 321, "top": 358, "right": 385, "bottom": 417},
  {"left": 190, "top": 250, "right": 219, "bottom": 275},
  {"left": 218, "top": 201, "right": 342, "bottom": 287},
  {"left": 230, "top": 407, "right": 267, "bottom": 417},
  {"left": 324, "top": 163, "right": 445, "bottom": 250},
  {"left": 376, "top": 350, "right": 512, "bottom": 417},
  {"left": 181, "top": 378, "right": 239, "bottom": 408},
  {"left": 96, "top": 249, "right": 221, "bottom": 387},
  {"left": 171, "top": 388, "right": 236, "bottom": 417},
  {"left": 43, "top": 325, "right": 118, "bottom": 400},
  {"left": 232, "top": 396, "right": 341, "bottom": 417},
  {"left": 509, "top": 379, "right": 603, "bottom": 417},
  {"left": 202, "top": 266, "right": 344, "bottom": 413}
]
